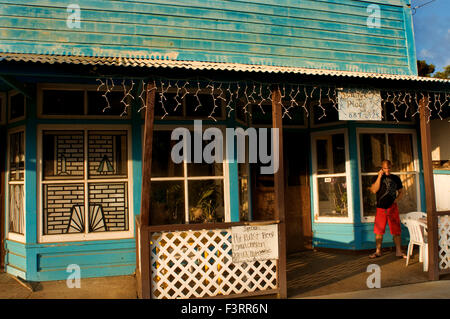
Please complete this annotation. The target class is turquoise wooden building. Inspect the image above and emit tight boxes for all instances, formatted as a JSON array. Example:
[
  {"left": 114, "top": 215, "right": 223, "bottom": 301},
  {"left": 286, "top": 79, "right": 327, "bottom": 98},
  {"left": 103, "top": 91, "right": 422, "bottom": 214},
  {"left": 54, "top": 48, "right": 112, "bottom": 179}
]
[{"left": 0, "top": 0, "right": 449, "bottom": 288}]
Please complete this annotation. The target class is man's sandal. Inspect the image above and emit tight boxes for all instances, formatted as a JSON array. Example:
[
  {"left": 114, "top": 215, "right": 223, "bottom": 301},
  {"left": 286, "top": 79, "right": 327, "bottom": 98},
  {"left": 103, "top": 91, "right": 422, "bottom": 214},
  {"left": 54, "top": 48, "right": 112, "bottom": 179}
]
[{"left": 369, "top": 252, "right": 382, "bottom": 259}]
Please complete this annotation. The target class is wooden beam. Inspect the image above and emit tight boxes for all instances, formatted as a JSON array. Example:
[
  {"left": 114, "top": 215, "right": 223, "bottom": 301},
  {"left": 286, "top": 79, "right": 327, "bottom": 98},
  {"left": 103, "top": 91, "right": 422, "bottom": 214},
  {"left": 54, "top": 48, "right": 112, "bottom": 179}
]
[
  {"left": 272, "top": 88, "right": 287, "bottom": 299},
  {"left": 0, "top": 75, "right": 33, "bottom": 99},
  {"left": 138, "top": 83, "right": 156, "bottom": 299},
  {"left": 419, "top": 96, "right": 440, "bottom": 281}
]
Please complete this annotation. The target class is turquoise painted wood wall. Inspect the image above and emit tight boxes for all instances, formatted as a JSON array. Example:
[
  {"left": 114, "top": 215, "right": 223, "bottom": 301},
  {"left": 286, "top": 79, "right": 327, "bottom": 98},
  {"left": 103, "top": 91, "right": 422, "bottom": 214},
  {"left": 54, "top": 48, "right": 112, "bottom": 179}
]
[{"left": 0, "top": 0, "right": 417, "bottom": 75}]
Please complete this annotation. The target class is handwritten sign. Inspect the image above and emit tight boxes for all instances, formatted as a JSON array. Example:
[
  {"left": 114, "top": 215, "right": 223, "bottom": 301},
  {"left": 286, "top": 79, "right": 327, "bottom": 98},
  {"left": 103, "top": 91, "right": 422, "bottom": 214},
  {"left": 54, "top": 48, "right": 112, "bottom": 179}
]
[
  {"left": 338, "top": 88, "right": 382, "bottom": 121},
  {"left": 231, "top": 224, "right": 278, "bottom": 263}
]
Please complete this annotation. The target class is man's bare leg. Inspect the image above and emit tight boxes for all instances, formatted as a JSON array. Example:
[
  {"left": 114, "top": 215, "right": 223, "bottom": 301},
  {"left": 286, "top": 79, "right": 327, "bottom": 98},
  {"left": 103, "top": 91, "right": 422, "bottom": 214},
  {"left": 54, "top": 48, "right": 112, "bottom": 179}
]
[
  {"left": 370, "top": 234, "right": 383, "bottom": 258},
  {"left": 394, "top": 235, "right": 406, "bottom": 257}
]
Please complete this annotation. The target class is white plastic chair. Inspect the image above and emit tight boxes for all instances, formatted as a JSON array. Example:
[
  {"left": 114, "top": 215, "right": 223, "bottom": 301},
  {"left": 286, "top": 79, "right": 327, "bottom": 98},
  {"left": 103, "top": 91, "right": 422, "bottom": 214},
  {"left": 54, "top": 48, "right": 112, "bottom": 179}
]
[
  {"left": 404, "top": 219, "right": 428, "bottom": 272},
  {"left": 400, "top": 211, "right": 427, "bottom": 226}
]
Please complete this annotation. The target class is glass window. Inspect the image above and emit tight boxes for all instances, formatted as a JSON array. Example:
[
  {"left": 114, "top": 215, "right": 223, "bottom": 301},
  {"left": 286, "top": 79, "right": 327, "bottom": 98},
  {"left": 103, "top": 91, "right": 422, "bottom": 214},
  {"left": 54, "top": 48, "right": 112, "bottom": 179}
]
[
  {"left": 359, "top": 132, "right": 418, "bottom": 218},
  {"left": 313, "top": 133, "right": 349, "bottom": 218},
  {"left": 10, "top": 93, "right": 25, "bottom": 120},
  {"left": 87, "top": 91, "right": 125, "bottom": 115},
  {"left": 41, "top": 129, "right": 130, "bottom": 236},
  {"left": 8, "top": 131, "right": 25, "bottom": 235},
  {"left": 42, "top": 90, "right": 84, "bottom": 115},
  {"left": 149, "top": 129, "right": 227, "bottom": 225}
]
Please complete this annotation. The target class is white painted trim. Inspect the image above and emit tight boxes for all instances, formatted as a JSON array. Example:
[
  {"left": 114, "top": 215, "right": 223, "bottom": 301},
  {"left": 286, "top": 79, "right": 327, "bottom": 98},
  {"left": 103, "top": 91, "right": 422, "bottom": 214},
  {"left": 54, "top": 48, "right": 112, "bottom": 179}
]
[
  {"left": 356, "top": 127, "right": 420, "bottom": 223},
  {"left": 7, "top": 90, "right": 26, "bottom": 123},
  {"left": 37, "top": 124, "right": 134, "bottom": 243},
  {"left": 5, "top": 126, "right": 26, "bottom": 242},
  {"left": 311, "top": 128, "right": 353, "bottom": 223}
]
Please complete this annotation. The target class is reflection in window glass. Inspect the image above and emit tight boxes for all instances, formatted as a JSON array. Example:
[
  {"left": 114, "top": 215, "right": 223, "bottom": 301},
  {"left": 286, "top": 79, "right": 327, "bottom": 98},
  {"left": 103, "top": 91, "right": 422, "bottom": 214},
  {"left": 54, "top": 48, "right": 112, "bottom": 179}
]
[
  {"left": 388, "top": 134, "right": 414, "bottom": 172},
  {"left": 317, "top": 176, "right": 348, "bottom": 217},
  {"left": 10, "top": 93, "right": 25, "bottom": 120},
  {"left": 188, "top": 180, "right": 224, "bottom": 223},
  {"left": 360, "top": 134, "right": 386, "bottom": 173},
  {"left": 42, "top": 90, "right": 84, "bottom": 115},
  {"left": 152, "top": 131, "right": 183, "bottom": 178},
  {"left": 397, "top": 174, "right": 417, "bottom": 213},
  {"left": 316, "top": 133, "right": 345, "bottom": 175},
  {"left": 150, "top": 181, "right": 185, "bottom": 225},
  {"left": 9, "top": 131, "right": 25, "bottom": 181},
  {"left": 362, "top": 175, "right": 377, "bottom": 217}
]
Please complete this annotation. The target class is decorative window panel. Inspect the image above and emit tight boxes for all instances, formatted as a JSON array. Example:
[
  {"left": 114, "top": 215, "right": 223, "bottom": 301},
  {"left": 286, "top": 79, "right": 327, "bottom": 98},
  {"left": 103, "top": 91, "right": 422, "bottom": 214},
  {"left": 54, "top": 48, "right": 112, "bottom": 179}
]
[
  {"left": 88, "top": 131, "right": 127, "bottom": 178},
  {"left": 88, "top": 183, "right": 129, "bottom": 232},
  {"left": 41, "top": 129, "right": 130, "bottom": 238},
  {"left": 43, "top": 184, "right": 85, "bottom": 235},
  {"left": 43, "top": 131, "right": 84, "bottom": 179}
]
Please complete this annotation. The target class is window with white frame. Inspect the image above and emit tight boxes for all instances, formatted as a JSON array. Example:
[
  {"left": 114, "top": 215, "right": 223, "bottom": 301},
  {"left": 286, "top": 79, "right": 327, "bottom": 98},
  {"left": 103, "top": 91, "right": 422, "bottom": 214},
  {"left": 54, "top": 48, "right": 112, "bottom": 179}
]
[
  {"left": 312, "top": 131, "right": 350, "bottom": 220},
  {"left": 7, "top": 129, "right": 25, "bottom": 238},
  {"left": 149, "top": 129, "right": 228, "bottom": 225},
  {"left": 39, "top": 127, "right": 132, "bottom": 240},
  {"left": 359, "top": 130, "right": 419, "bottom": 220}
]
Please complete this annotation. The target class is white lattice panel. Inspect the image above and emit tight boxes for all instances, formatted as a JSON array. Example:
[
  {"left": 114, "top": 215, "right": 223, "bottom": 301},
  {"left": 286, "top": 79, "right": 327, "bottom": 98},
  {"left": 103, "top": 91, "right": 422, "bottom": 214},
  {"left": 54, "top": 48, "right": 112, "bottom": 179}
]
[
  {"left": 150, "top": 228, "right": 278, "bottom": 299},
  {"left": 438, "top": 215, "right": 450, "bottom": 270}
]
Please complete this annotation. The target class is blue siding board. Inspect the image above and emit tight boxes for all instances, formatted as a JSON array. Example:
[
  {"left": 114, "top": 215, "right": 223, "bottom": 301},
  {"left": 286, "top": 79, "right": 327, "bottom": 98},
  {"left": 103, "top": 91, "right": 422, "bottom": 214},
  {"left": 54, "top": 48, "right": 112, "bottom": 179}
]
[{"left": 0, "top": 0, "right": 417, "bottom": 75}]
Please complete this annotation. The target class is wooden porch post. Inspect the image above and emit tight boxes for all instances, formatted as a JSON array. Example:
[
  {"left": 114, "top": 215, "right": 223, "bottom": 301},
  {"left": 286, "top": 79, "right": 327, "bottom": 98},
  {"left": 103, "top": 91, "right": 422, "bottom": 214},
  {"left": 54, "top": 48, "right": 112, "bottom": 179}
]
[
  {"left": 272, "top": 87, "right": 287, "bottom": 298},
  {"left": 138, "top": 83, "right": 156, "bottom": 298},
  {"left": 419, "top": 95, "right": 440, "bottom": 281}
]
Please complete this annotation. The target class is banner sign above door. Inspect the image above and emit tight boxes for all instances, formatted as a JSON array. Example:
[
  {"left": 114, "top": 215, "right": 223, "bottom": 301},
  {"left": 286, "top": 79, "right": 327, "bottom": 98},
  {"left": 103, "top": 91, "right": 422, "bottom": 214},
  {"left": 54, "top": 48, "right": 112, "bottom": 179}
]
[{"left": 338, "top": 88, "right": 382, "bottom": 121}]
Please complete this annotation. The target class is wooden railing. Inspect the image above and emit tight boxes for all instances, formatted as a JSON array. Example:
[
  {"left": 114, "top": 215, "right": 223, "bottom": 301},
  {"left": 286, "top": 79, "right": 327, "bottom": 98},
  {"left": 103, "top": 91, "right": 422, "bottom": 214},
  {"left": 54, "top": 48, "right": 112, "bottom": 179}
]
[{"left": 136, "top": 217, "right": 284, "bottom": 299}]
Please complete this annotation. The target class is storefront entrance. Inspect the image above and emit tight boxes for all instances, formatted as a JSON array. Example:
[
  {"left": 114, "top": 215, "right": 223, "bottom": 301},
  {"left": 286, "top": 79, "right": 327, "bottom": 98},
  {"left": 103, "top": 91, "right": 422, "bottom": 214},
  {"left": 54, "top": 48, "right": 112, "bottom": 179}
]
[{"left": 252, "top": 130, "right": 312, "bottom": 254}]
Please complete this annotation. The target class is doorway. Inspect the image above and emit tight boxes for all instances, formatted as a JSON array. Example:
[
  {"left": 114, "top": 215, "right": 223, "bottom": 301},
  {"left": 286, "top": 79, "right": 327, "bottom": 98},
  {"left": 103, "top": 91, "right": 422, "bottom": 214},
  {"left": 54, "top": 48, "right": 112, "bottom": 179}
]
[{"left": 251, "top": 130, "right": 312, "bottom": 253}]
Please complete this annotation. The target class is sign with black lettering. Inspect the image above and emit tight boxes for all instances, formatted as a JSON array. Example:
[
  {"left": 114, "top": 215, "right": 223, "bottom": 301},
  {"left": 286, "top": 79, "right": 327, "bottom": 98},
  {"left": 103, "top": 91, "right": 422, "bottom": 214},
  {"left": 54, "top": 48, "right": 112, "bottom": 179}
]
[
  {"left": 231, "top": 225, "right": 278, "bottom": 263},
  {"left": 338, "top": 88, "right": 382, "bottom": 121}
]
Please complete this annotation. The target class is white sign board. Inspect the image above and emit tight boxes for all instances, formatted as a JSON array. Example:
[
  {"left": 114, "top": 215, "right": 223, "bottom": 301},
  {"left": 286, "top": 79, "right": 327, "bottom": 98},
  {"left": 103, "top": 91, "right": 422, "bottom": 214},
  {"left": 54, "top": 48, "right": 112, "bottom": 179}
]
[
  {"left": 338, "top": 88, "right": 382, "bottom": 121},
  {"left": 231, "top": 224, "right": 278, "bottom": 263}
]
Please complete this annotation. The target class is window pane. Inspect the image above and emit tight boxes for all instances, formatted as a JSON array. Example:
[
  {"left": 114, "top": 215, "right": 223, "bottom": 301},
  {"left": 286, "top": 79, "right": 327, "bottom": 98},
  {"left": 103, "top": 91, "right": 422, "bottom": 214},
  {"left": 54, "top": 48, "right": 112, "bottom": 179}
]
[
  {"left": 10, "top": 93, "right": 25, "bottom": 119},
  {"left": 88, "top": 131, "right": 127, "bottom": 178},
  {"left": 42, "top": 90, "right": 84, "bottom": 115},
  {"left": 88, "top": 183, "right": 129, "bottom": 232},
  {"left": 43, "top": 131, "right": 84, "bottom": 179},
  {"left": 9, "top": 131, "right": 25, "bottom": 181},
  {"left": 152, "top": 131, "right": 183, "bottom": 178},
  {"left": 362, "top": 175, "right": 377, "bottom": 217},
  {"left": 189, "top": 180, "right": 225, "bottom": 223},
  {"left": 9, "top": 184, "right": 24, "bottom": 234},
  {"left": 397, "top": 174, "right": 418, "bottom": 213},
  {"left": 150, "top": 181, "right": 185, "bottom": 225},
  {"left": 317, "top": 176, "right": 348, "bottom": 217},
  {"left": 43, "top": 184, "right": 85, "bottom": 235},
  {"left": 87, "top": 91, "right": 126, "bottom": 116},
  {"left": 388, "top": 134, "right": 414, "bottom": 172},
  {"left": 316, "top": 134, "right": 345, "bottom": 174},
  {"left": 359, "top": 134, "right": 386, "bottom": 173},
  {"left": 187, "top": 139, "right": 224, "bottom": 177}
]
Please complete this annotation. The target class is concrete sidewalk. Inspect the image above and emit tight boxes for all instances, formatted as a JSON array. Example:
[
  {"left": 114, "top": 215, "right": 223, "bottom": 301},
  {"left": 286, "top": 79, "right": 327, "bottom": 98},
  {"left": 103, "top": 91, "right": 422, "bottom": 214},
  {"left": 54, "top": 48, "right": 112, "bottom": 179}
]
[{"left": 298, "top": 280, "right": 450, "bottom": 299}]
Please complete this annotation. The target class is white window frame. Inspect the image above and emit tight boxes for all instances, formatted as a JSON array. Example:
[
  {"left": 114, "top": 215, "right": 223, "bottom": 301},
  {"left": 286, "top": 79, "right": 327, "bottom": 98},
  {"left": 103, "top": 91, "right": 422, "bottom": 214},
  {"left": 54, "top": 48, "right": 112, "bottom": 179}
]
[
  {"left": 0, "top": 92, "right": 6, "bottom": 125},
  {"left": 37, "top": 124, "right": 134, "bottom": 243},
  {"left": 6, "top": 126, "right": 26, "bottom": 242},
  {"left": 8, "top": 90, "right": 26, "bottom": 123},
  {"left": 311, "top": 128, "right": 353, "bottom": 223},
  {"left": 150, "top": 125, "right": 231, "bottom": 223},
  {"left": 37, "top": 83, "right": 132, "bottom": 119},
  {"left": 357, "top": 128, "right": 421, "bottom": 223}
]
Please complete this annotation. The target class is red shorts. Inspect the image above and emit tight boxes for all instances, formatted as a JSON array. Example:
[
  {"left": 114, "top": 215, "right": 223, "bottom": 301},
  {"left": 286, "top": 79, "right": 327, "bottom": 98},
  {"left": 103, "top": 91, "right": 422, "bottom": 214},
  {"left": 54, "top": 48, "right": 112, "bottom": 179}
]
[{"left": 374, "top": 203, "right": 401, "bottom": 236}]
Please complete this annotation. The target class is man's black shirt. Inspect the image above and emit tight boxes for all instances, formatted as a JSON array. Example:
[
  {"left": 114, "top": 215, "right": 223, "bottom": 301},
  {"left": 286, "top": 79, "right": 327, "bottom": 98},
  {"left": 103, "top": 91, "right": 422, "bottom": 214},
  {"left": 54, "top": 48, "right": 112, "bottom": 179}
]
[{"left": 373, "top": 174, "right": 403, "bottom": 209}]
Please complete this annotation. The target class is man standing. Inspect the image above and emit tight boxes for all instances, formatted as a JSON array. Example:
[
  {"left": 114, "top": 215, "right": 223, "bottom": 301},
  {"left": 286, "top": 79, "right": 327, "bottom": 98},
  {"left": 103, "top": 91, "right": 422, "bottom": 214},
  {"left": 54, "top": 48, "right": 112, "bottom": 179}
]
[{"left": 369, "top": 160, "right": 406, "bottom": 259}]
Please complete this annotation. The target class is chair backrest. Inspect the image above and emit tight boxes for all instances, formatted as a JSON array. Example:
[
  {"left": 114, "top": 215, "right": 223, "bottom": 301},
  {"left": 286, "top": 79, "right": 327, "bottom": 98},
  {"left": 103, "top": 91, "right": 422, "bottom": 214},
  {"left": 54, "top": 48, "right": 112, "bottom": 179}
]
[
  {"left": 400, "top": 211, "right": 427, "bottom": 226},
  {"left": 405, "top": 219, "right": 427, "bottom": 244}
]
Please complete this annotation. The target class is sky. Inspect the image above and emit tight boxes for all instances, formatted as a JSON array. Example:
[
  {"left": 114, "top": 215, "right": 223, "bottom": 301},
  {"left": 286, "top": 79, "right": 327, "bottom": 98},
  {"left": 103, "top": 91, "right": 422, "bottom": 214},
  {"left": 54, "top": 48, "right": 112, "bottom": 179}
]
[{"left": 411, "top": 0, "right": 450, "bottom": 73}]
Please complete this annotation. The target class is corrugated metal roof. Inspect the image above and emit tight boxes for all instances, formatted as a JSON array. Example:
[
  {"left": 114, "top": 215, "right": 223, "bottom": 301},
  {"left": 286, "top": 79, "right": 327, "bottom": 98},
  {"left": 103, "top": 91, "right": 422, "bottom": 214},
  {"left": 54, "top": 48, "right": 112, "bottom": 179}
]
[{"left": 1, "top": 53, "right": 449, "bottom": 84}]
